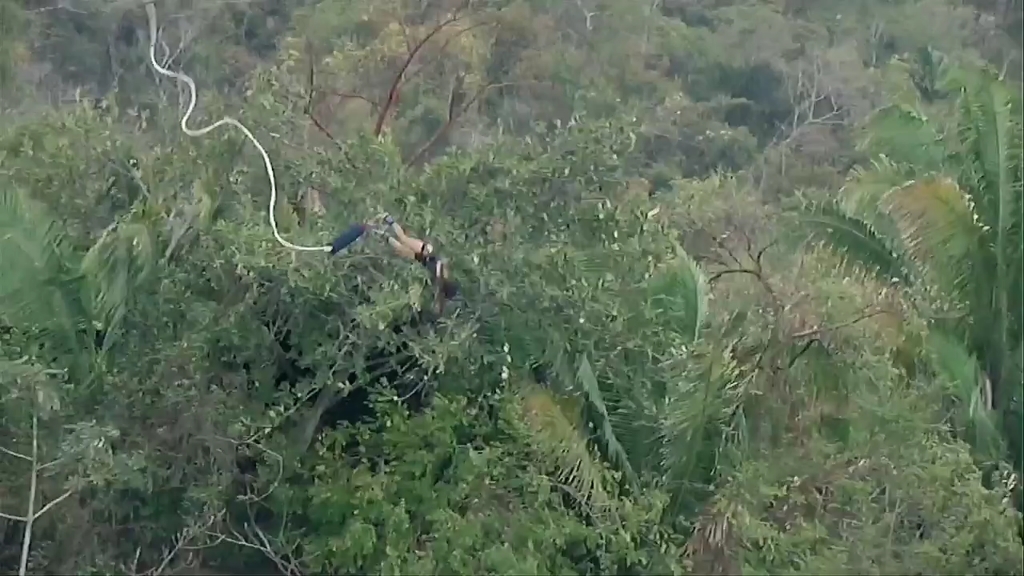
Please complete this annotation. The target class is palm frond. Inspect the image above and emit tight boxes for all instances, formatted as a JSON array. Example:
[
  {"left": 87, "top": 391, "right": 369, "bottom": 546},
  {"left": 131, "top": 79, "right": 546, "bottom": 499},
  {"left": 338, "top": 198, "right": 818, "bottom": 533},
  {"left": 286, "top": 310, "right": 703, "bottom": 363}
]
[
  {"left": 795, "top": 201, "right": 913, "bottom": 286},
  {"left": 0, "top": 187, "right": 90, "bottom": 354},
  {"left": 840, "top": 160, "right": 914, "bottom": 252},
  {"left": 910, "top": 46, "right": 951, "bottom": 103},
  {"left": 645, "top": 251, "right": 708, "bottom": 345},
  {"left": 858, "top": 104, "right": 946, "bottom": 172},
  {"left": 80, "top": 220, "right": 156, "bottom": 347},
  {"left": 884, "top": 176, "right": 984, "bottom": 307},
  {"left": 576, "top": 353, "right": 639, "bottom": 490},
  {"left": 954, "top": 70, "right": 1023, "bottom": 258},
  {"left": 925, "top": 330, "right": 1004, "bottom": 464},
  {"left": 952, "top": 72, "right": 1024, "bottom": 390},
  {"left": 841, "top": 161, "right": 909, "bottom": 213},
  {"left": 517, "top": 381, "right": 613, "bottom": 513},
  {"left": 657, "top": 345, "right": 745, "bottom": 518}
]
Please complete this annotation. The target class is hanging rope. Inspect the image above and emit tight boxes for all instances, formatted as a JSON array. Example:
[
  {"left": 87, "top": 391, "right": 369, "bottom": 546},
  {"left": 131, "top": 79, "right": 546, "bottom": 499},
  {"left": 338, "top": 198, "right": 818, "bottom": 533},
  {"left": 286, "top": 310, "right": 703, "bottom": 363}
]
[{"left": 144, "top": 1, "right": 332, "bottom": 253}]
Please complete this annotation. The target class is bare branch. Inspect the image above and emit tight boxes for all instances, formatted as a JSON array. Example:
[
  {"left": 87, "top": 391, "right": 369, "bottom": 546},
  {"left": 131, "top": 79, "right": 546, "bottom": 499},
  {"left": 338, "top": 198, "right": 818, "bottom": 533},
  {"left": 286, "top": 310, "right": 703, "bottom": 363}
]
[
  {"left": 321, "top": 89, "right": 378, "bottom": 110},
  {"left": 5, "top": 412, "right": 78, "bottom": 576},
  {"left": 707, "top": 268, "right": 762, "bottom": 284},
  {"left": 404, "top": 20, "right": 495, "bottom": 83},
  {"left": 28, "top": 4, "right": 86, "bottom": 14},
  {"left": 17, "top": 413, "right": 39, "bottom": 576},
  {"left": 149, "top": 513, "right": 221, "bottom": 576},
  {"left": 373, "top": 10, "right": 470, "bottom": 137},
  {"left": 31, "top": 488, "right": 74, "bottom": 520},
  {"left": 574, "top": 0, "right": 598, "bottom": 31},
  {"left": 0, "top": 445, "right": 30, "bottom": 461},
  {"left": 303, "top": 40, "right": 342, "bottom": 148},
  {"left": 201, "top": 434, "right": 284, "bottom": 503},
  {"left": 790, "top": 308, "right": 891, "bottom": 339},
  {"left": 193, "top": 506, "right": 305, "bottom": 576},
  {"left": 0, "top": 510, "right": 28, "bottom": 522}
]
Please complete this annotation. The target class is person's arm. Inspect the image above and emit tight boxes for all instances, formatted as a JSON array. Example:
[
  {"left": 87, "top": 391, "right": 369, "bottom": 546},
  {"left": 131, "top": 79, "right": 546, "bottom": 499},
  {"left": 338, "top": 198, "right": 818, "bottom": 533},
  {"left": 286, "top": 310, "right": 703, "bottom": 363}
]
[{"left": 385, "top": 218, "right": 428, "bottom": 259}]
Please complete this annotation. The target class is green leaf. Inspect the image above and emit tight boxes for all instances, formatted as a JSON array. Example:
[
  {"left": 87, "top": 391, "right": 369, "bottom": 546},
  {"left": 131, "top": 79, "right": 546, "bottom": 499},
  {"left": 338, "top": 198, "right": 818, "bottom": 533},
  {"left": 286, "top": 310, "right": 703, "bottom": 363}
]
[
  {"left": 646, "top": 251, "right": 708, "bottom": 344},
  {"left": 576, "top": 353, "right": 639, "bottom": 490},
  {"left": 926, "top": 330, "right": 1004, "bottom": 464}
]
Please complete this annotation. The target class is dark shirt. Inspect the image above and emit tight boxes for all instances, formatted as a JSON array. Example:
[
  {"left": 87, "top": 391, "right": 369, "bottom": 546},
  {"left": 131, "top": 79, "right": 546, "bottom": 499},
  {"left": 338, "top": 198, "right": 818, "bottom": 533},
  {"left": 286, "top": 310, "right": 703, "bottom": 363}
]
[{"left": 416, "top": 250, "right": 460, "bottom": 307}]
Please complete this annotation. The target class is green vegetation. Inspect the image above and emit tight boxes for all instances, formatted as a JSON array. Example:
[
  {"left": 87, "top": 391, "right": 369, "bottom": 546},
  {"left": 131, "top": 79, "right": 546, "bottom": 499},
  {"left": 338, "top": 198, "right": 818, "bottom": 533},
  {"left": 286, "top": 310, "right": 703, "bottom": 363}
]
[{"left": 0, "top": 0, "right": 1021, "bottom": 574}]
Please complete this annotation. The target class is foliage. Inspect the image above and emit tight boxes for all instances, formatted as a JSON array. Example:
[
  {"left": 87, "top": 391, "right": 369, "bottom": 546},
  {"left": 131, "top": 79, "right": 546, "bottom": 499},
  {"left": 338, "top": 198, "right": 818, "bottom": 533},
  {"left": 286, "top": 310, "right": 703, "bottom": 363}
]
[
  {"left": 794, "top": 65, "right": 1024, "bottom": 476},
  {"left": 1, "top": 0, "right": 1022, "bottom": 574}
]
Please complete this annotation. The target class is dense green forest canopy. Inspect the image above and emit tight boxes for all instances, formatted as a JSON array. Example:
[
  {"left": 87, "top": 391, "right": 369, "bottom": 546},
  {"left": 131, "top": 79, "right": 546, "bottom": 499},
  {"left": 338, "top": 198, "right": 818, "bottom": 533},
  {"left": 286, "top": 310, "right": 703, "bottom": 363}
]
[{"left": 1, "top": 0, "right": 1022, "bottom": 574}]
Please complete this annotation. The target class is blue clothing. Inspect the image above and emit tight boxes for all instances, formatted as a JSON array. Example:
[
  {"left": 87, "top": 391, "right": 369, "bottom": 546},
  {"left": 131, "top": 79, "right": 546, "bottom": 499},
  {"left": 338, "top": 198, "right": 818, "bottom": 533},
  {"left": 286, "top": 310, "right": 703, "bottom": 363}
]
[{"left": 330, "top": 224, "right": 368, "bottom": 255}]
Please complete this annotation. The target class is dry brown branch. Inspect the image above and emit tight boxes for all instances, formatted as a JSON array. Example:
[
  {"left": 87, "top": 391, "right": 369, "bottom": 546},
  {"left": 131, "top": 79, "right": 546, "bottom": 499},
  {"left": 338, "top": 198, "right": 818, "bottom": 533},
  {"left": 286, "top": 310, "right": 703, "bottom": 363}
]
[
  {"left": 707, "top": 231, "right": 896, "bottom": 379},
  {"left": 706, "top": 235, "right": 780, "bottom": 308},
  {"left": 403, "top": 20, "right": 495, "bottom": 83},
  {"left": 303, "top": 5, "right": 483, "bottom": 148},
  {"left": 373, "top": 8, "right": 471, "bottom": 137},
  {"left": 303, "top": 40, "right": 343, "bottom": 149}
]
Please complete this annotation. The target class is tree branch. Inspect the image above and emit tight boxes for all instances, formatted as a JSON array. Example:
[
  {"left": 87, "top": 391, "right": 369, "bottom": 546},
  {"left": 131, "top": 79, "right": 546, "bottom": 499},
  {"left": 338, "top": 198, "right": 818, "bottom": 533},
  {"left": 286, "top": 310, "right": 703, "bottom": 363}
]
[
  {"left": 404, "top": 81, "right": 519, "bottom": 167},
  {"left": 403, "top": 20, "right": 495, "bottom": 83},
  {"left": 18, "top": 413, "right": 39, "bottom": 576},
  {"left": 373, "top": 10, "right": 470, "bottom": 137},
  {"left": 790, "top": 308, "right": 890, "bottom": 339},
  {"left": 3, "top": 412, "right": 78, "bottom": 576},
  {"left": 195, "top": 506, "right": 304, "bottom": 576},
  {"left": 303, "top": 40, "right": 342, "bottom": 148},
  {"left": 0, "top": 445, "right": 30, "bottom": 461},
  {"left": 31, "top": 488, "right": 74, "bottom": 519},
  {"left": 706, "top": 268, "right": 762, "bottom": 284},
  {"left": 0, "top": 510, "right": 27, "bottom": 522}
]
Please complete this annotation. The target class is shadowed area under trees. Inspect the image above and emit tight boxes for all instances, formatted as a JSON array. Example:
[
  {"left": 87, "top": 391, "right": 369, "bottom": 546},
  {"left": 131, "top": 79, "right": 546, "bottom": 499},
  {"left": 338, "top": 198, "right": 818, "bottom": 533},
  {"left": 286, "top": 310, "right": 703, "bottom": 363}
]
[{"left": 0, "top": 0, "right": 1022, "bottom": 574}]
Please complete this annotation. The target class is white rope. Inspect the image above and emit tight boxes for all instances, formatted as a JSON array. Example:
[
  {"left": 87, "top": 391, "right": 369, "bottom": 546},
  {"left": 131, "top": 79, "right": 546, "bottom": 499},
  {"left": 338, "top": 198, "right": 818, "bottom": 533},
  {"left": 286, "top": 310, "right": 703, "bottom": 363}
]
[{"left": 144, "top": 2, "right": 331, "bottom": 253}]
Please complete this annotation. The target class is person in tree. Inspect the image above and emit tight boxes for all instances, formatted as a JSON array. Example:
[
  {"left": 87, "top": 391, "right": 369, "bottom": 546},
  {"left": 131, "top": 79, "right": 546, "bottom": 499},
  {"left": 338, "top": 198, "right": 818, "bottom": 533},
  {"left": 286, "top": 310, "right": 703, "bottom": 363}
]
[
  {"left": 330, "top": 214, "right": 459, "bottom": 313},
  {"left": 382, "top": 214, "right": 460, "bottom": 313}
]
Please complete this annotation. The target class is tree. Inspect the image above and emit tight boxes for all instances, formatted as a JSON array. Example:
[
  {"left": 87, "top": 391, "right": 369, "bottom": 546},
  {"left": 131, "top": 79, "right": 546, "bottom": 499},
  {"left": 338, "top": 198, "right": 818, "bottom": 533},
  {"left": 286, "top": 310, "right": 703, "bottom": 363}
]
[
  {"left": 3, "top": 0, "right": 1024, "bottom": 572},
  {"left": 796, "top": 65, "right": 1023, "bottom": 472}
]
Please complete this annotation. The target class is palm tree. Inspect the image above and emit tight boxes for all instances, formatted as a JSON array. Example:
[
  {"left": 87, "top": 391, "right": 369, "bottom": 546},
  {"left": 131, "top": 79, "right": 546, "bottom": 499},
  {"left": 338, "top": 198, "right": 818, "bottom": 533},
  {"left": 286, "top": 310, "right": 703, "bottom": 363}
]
[
  {"left": 797, "top": 65, "right": 1023, "bottom": 471},
  {"left": 0, "top": 184, "right": 157, "bottom": 383},
  {"left": 507, "top": 229, "right": 727, "bottom": 522}
]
